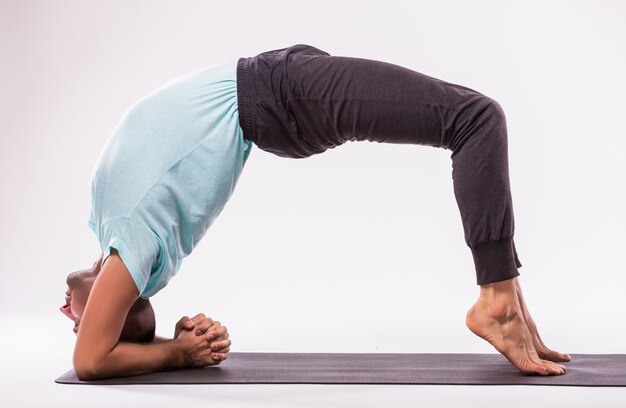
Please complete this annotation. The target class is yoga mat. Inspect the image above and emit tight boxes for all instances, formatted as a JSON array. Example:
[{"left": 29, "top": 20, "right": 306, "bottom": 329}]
[{"left": 55, "top": 352, "right": 626, "bottom": 386}]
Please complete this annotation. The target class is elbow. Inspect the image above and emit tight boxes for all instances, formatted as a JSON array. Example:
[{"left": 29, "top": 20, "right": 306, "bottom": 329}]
[
  {"left": 74, "top": 362, "right": 98, "bottom": 381},
  {"left": 73, "top": 352, "right": 104, "bottom": 381},
  {"left": 73, "top": 356, "right": 99, "bottom": 381}
]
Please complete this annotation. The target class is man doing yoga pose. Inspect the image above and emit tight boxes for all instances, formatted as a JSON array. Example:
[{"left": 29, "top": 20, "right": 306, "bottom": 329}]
[{"left": 61, "top": 44, "right": 570, "bottom": 380}]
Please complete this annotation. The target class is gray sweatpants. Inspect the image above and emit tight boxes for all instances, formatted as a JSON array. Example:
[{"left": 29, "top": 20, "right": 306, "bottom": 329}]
[{"left": 236, "top": 44, "right": 522, "bottom": 285}]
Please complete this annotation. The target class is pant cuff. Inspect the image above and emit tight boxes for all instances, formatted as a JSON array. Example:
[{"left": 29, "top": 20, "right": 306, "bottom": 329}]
[{"left": 470, "top": 236, "right": 521, "bottom": 285}]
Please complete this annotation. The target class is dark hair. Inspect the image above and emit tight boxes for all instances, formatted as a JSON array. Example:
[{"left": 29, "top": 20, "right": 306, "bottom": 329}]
[{"left": 118, "top": 298, "right": 156, "bottom": 343}]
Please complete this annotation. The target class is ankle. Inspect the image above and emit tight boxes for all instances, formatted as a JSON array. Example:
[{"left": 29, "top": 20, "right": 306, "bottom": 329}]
[
  {"left": 479, "top": 277, "right": 517, "bottom": 298},
  {"left": 477, "top": 278, "right": 518, "bottom": 316}
]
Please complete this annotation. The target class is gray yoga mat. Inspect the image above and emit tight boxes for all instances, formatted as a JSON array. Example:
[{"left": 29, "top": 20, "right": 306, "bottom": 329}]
[{"left": 55, "top": 352, "right": 626, "bottom": 386}]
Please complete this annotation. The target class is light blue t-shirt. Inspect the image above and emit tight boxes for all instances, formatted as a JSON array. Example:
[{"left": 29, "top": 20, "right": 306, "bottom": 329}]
[{"left": 88, "top": 59, "right": 252, "bottom": 299}]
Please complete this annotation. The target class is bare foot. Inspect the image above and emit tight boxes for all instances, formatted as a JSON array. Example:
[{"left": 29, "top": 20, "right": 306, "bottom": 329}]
[
  {"left": 466, "top": 278, "right": 567, "bottom": 375},
  {"left": 513, "top": 277, "right": 572, "bottom": 363}
]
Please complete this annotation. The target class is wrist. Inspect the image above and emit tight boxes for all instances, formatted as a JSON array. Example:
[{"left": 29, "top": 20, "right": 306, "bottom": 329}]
[{"left": 169, "top": 338, "right": 188, "bottom": 369}]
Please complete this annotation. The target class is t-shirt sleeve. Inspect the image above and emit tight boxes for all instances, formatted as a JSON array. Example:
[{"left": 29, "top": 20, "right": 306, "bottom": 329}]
[{"left": 99, "top": 217, "right": 161, "bottom": 299}]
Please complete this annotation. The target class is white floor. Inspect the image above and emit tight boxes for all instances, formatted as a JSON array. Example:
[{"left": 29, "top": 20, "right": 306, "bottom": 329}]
[{"left": 3, "top": 316, "right": 626, "bottom": 408}]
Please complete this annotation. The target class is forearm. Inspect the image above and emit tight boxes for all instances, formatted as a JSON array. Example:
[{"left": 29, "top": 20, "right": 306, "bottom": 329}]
[{"left": 80, "top": 339, "right": 185, "bottom": 380}]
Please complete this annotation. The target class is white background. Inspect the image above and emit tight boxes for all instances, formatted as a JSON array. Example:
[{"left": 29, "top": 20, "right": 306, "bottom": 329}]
[{"left": 1, "top": 0, "right": 625, "bottom": 406}]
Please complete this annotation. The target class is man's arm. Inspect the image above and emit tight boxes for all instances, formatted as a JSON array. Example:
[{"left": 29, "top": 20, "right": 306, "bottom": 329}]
[{"left": 73, "top": 250, "right": 185, "bottom": 380}]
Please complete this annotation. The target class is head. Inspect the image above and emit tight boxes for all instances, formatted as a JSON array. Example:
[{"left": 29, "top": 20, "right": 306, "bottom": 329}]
[{"left": 60, "top": 252, "right": 156, "bottom": 343}]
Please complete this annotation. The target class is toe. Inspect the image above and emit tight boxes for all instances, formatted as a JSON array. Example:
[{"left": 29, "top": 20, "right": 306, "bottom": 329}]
[
  {"left": 517, "top": 359, "right": 547, "bottom": 376},
  {"left": 541, "top": 359, "right": 565, "bottom": 375},
  {"left": 525, "top": 360, "right": 551, "bottom": 376},
  {"left": 537, "top": 347, "right": 572, "bottom": 362},
  {"left": 536, "top": 366, "right": 551, "bottom": 376}
]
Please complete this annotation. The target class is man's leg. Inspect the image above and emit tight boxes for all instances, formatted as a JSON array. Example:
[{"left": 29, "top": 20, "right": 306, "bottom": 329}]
[
  {"left": 287, "top": 52, "right": 569, "bottom": 374},
  {"left": 287, "top": 53, "right": 520, "bottom": 284},
  {"left": 239, "top": 45, "right": 570, "bottom": 374}
]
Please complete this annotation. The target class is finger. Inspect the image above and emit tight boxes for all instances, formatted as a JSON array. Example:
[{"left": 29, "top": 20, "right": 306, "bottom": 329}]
[
  {"left": 206, "top": 325, "right": 227, "bottom": 340},
  {"left": 176, "top": 315, "right": 195, "bottom": 330},
  {"left": 207, "top": 326, "right": 230, "bottom": 341},
  {"left": 210, "top": 339, "right": 232, "bottom": 351},
  {"left": 191, "top": 313, "right": 206, "bottom": 324},
  {"left": 211, "top": 352, "right": 227, "bottom": 361},
  {"left": 206, "top": 324, "right": 226, "bottom": 340},
  {"left": 183, "top": 316, "right": 195, "bottom": 329},
  {"left": 209, "top": 320, "right": 221, "bottom": 329},
  {"left": 193, "top": 317, "right": 215, "bottom": 336}
]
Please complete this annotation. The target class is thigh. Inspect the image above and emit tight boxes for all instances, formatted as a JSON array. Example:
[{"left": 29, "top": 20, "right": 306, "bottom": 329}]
[{"left": 287, "top": 49, "right": 491, "bottom": 152}]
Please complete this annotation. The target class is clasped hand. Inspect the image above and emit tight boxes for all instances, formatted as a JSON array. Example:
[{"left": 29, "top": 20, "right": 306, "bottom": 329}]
[{"left": 174, "top": 313, "right": 231, "bottom": 368}]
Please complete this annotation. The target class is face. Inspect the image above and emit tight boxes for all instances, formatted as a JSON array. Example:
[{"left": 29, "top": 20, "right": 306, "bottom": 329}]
[{"left": 60, "top": 253, "right": 103, "bottom": 334}]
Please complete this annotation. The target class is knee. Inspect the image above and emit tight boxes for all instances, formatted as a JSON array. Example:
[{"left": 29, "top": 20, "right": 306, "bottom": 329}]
[
  {"left": 469, "top": 95, "right": 508, "bottom": 146},
  {"left": 449, "top": 95, "right": 507, "bottom": 154},
  {"left": 477, "top": 95, "right": 507, "bottom": 129}
]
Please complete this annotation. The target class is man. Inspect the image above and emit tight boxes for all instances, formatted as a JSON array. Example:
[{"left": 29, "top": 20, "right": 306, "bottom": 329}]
[
  {"left": 61, "top": 58, "right": 243, "bottom": 380},
  {"left": 62, "top": 44, "right": 570, "bottom": 380}
]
